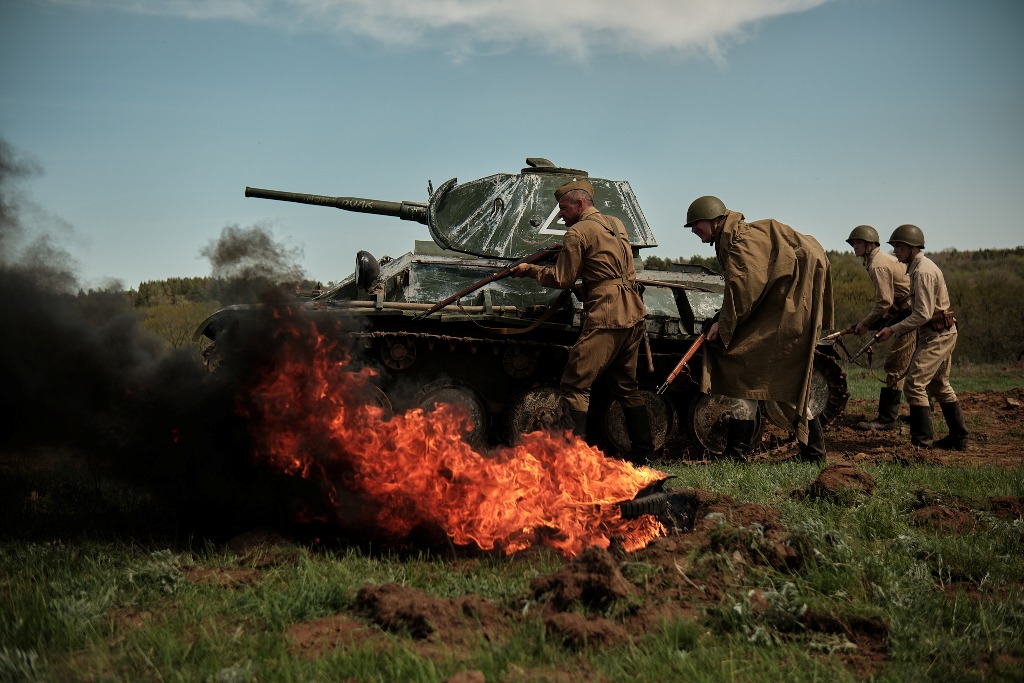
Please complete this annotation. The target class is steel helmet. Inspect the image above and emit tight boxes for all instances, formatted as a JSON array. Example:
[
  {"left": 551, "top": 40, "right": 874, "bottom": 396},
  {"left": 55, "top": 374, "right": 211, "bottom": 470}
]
[
  {"left": 846, "top": 225, "right": 879, "bottom": 245},
  {"left": 888, "top": 224, "right": 925, "bottom": 248},
  {"left": 684, "top": 195, "right": 727, "bottom": 227}
]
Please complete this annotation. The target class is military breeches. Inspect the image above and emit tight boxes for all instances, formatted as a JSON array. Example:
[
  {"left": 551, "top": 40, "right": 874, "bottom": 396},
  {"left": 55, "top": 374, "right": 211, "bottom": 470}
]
[
  {"left": 560, "top": 323, "right": 645, "bottom": 413},
  {"left": 883, "top": 329, "right": 916, "bottom": 390},
  {"left": 903, "top": 329, "right": 958, "bottom": 406}
]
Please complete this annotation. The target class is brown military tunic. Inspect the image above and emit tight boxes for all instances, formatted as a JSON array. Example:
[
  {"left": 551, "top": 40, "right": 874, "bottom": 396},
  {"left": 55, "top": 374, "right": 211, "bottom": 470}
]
[
  {"left": 887, "top": 251, "right": 958, "bottom": 406},
  {"left": 526, "top": 206, "right": 646, "bottom": 330},
  {"left": 701, "top": 211, "right": 834, "bottom": 440},
  {"left": 860, "top": 246, "right": 914, "bottom": 389},
  {"left": 523, "top": 206, "right": 648, "bottom": 412},
  {"left": 858, "top": 247, "right": 910, "bottom": 328}
]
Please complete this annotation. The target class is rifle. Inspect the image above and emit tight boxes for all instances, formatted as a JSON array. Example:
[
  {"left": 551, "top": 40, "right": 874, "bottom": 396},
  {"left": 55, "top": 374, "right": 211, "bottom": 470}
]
[
  {"left": 821, "top": 326, "right": 855, "bottom": 342},
  {"left": 412, "top": 244, "right": 563, "bottom": 321},
  {"left": 656, "top": 335, "right": 705, "bottom": 395},
  {"left": 848, "top": 308, "right": 913, "bottom": 363}
]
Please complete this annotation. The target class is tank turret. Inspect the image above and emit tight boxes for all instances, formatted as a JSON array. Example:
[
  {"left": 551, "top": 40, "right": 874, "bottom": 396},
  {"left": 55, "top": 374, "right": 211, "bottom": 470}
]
[{"left": 244, "top": 158, "right": 657, "bottom": 260}]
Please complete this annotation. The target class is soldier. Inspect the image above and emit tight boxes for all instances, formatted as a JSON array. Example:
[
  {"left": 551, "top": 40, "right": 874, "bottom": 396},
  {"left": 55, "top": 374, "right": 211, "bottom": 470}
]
[
  {"left": 684, "top": 196, "right": 834, "bottom": 462},
  {"left": 875, "top": 225, "right": 968, "bottom": 450},
  {"left": 509, "top": 179, "right": 654, "bottom": 464},
  {"left": 846, "top": 225, "right": 915, "bottom": 430}
]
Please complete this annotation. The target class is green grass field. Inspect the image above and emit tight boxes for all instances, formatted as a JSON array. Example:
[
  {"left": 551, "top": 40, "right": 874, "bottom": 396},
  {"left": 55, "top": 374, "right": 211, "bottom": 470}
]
[{"left": 843, "top": 361, "right": 1024, "bottom": 400}]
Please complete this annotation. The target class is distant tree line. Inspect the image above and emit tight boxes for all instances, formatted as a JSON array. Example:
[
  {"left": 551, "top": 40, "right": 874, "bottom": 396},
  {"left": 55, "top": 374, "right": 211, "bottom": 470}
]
[
  {"left": 70, "top": 250, "right": 1023, "bottom": 363},
  {"left": 642, "top": 247, "right": 1024, "bottom": 364}
]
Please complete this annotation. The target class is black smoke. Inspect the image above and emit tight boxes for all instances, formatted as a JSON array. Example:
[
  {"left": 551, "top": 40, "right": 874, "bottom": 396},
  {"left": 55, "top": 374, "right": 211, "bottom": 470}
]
[
  {"left": 0, "top": 139, "right": 322, "bottom": 541},
  {"left": 201, "top": 223, "right": 305, "bottom": 303}
]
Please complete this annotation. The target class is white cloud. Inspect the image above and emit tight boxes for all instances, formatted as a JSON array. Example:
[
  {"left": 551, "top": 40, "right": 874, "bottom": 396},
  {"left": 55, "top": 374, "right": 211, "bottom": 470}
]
[{"left": 56, "top": 0, "right": 828, "bottom": 60}]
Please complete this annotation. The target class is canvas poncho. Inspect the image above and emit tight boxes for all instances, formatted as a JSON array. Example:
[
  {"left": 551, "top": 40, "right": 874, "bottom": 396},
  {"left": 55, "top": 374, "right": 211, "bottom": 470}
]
[{"left": 701, "top": 211, "right": 834, "bottom": 433}]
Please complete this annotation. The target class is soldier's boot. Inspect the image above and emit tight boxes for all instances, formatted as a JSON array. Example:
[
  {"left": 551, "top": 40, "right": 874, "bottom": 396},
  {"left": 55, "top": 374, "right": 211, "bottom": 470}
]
[
  {"left": 908, "top": 405, "right": 934, "bottom": 448},
  {"left": 797, "top": 417, "right": 827, "bottom": 464},
  {"left": 856, "top": 387, "right": 902, "bottom": 431},
  {"left": 568, "top": 410, "right": 588, "bottom": 440},
  {"left": 933, "top": 402, "right": 969, "bottom": 451},
  {"left": 722, "top": 419, "right": 757, "bottom": 462},
  {"left": 622, "top": 405, "right": 655, "bottom": 465}
]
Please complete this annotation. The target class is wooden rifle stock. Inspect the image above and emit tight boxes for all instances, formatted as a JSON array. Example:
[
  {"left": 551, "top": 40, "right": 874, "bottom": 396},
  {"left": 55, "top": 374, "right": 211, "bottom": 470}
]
[
  {"left": 413, "top": 244, "right": 563, "bottom": 321},
  {"left": 656, "top": 335, "right": 705, "bottom": 395}
]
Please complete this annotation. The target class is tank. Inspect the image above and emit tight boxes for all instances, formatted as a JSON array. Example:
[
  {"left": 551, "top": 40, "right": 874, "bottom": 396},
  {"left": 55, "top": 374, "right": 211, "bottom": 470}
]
[{"left": 195, "top": 158, "right": 848, "bottom": 457}]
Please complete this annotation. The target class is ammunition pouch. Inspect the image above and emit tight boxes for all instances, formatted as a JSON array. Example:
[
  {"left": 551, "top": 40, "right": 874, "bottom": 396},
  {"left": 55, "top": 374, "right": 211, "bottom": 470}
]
[{"left": 929, "top": 310, "right": 956, "bottom": 332}]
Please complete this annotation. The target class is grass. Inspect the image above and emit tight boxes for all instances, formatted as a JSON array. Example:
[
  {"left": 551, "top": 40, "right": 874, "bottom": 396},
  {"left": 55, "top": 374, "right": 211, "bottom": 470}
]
[
  {"left": 843, "top": 361, "right": 1024, "bottom": 400},
  {"left": 3, "top": 454, "right": 1022, "bottom": 682}
]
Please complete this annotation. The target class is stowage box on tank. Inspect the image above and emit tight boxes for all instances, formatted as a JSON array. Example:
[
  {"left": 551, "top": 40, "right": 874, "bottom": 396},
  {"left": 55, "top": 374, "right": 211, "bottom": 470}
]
[{"left": 196, "top": 158, "right": 848, "bottom": 457}]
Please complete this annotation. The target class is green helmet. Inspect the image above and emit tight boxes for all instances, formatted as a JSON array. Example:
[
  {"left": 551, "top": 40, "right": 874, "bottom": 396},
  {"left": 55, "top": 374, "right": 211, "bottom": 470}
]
[
  {"left": 888, "top": 224, "right": 925, "bottom": 248},
  {"left": 684, "top": 195, "right": 727, "bottom": 227},
  {"left": 846, "top": 225, "right": 879, "bottom": 245}
]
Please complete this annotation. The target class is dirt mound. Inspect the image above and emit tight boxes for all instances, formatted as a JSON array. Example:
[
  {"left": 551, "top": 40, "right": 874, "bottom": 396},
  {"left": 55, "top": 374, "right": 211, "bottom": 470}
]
[
  {"left": 531, "top": 545, "right": 635, "bottom": 611},
  {"left": 356, "top": 582, "right": 513, "bottom": 647},
  {"left": 910, "top": 505, "right": 978, "bottom": 532},
  {"left": 796, "top": 463, "right": 876, "bottom": 502},
  {"left": 988, "top": 496, "right": 1024, "bottom": 520}
]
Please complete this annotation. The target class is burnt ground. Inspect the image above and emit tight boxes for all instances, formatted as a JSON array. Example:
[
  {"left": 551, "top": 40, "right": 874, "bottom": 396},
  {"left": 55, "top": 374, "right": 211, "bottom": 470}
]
[{"left": 3, "top": 389, "right": 1023, "bottom": 681}]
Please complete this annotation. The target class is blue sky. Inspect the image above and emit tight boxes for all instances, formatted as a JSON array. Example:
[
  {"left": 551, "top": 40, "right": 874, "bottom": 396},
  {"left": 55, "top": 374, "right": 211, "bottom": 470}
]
[{"left": 1, "top": 0, "right": 1022, "bottom": 289}]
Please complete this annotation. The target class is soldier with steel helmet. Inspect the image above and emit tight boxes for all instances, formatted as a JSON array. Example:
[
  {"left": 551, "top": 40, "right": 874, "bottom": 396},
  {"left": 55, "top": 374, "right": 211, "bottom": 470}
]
[
  {"left": 875, "top": 225, "right": 968, "bottom": 450},
  {"left": 510, "top": 178, "right": 654, "bottom": 464},
  {"left": 684, "top": 195, "right": 834, "bottom": 462},
  {"left": 845, "top": 225, "right": 915, "bottom": 431}
]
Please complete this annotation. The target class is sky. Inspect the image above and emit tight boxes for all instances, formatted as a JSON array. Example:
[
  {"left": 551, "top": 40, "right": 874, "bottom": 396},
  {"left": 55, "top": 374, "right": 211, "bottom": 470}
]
[{"left": 1, "top": 0, "right": 1022, "bottom": 290}]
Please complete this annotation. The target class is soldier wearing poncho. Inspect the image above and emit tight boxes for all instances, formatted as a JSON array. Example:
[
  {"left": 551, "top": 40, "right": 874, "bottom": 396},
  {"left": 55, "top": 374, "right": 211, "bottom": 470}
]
[
  {"left": 510, "top": 178, "right": 654, "bottom": 464},
  {"left": 684, "top": 196, "right": 835, "bottom": 462}
]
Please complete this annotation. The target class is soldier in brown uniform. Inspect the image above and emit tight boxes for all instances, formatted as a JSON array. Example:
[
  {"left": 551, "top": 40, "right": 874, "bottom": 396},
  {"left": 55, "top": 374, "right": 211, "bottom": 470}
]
[
  {"left": 846, "top": 225, "right": 915, "bottom": 430},
  {"left": 875, "top": 224, "right": 968, "bottom": 450},
  {"left": 684, "top": 196, "right": 834, "bottom": 462},
  {"left": 509, "top": 179, "right": 654, "bottom": 464}
]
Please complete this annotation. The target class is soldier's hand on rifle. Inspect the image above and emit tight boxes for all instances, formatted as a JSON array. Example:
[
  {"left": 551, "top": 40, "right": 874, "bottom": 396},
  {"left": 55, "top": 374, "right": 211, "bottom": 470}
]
[
  {"left": 704, "top": 321, "right": 720, "bottom": 341},
  {"left": 509, "top": 264, "right": 532, "bottom": 278},
  {"left": 854, "top": 322, "right": 869, "bottom": 335},
  {"left": 876, "top": 326, "right": 894, "bottom": 342}
]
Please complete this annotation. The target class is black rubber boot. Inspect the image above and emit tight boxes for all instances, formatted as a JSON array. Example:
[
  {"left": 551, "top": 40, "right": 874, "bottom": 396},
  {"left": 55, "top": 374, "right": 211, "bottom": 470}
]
[
  {"left": 856, "top": 387, "right": 902, "bottom": 430},
  {"left": 622, "top": 405, "right": 655, "bottom": 465},
  {"left": 722, "top": 419, "right": 757, "bottom": 462},
  {"left": 797, "top": 417, "right": 827, "bottom": 463},
  {"left": 934, "top": 402, "right": 969, "bottom": 451},
  {"left": 569, "top": 410, "right": 588, "bottom": 440},
  {"left": 908, "top": 404, "right": 934, "bottom": 448}
]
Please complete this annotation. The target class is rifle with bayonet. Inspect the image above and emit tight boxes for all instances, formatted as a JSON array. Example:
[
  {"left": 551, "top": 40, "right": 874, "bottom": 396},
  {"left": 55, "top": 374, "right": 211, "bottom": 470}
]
[
  {"left": 846, "top": 308, "right": 914, "bottom": 363},
  {"left": 412, "top": 244, "right": 563, "bottom": 321}
]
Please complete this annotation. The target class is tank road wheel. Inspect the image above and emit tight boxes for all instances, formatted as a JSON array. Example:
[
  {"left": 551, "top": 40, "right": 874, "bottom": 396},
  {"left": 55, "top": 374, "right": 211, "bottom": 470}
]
[
  {"left": 381, "top": 336, "right": 416, "bottom": 370},
  {"left": 763, "top": 351, "right": 850, "bottom": 430},
  {"left": 506, "top": 385, "right": 567, "bottom": 441},
  {"left": 603, "top": 390, "right": 674, "bottom": 456},
  {"left": 686, "top": 393, "right": 764, "bottom": 456},
  {"left": 355, "top": 383, "right": 393, "bottom": 420},
  {"left": 502, "top": 347, "right": 540, "bottom": 379},
  {"left": 415, "top": 380, "right": 489, "bottom": 448}
]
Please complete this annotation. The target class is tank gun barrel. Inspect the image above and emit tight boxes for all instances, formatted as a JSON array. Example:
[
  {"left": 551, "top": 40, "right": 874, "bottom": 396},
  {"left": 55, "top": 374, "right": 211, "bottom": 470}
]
[{"left": 245, "top": 186, "right": 428, "bottom": 225}]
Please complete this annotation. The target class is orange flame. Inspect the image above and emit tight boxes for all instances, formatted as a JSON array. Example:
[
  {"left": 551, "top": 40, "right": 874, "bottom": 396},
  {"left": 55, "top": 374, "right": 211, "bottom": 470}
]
[{"left": 241, "top": 316, "right": 667, "bottom": 556}]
